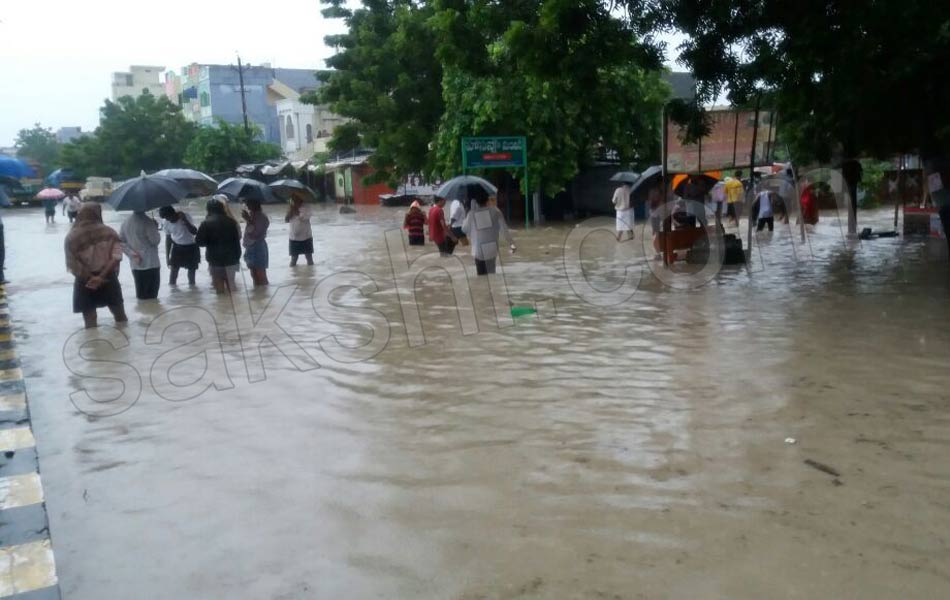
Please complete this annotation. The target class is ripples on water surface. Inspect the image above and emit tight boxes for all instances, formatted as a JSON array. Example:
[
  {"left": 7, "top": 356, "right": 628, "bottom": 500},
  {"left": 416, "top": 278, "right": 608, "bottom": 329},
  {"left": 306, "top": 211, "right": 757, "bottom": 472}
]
[{"left": 5, "top": 205, "right": 950, "bottom": 598}]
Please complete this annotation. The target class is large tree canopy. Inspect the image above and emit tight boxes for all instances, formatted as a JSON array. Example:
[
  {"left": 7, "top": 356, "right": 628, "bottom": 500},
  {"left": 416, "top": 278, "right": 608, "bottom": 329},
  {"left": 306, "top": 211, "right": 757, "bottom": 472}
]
[
  {"left": 430, "top": 0, "right": 669, "bottom": 193},
  {"left": 183, "top": 120, "right": 281, "bottom": 174},
  {"left": 14, "top": 124, "right": 60, "bottom": 175},
  {"left": 317, "top": 0, "right": 671, "bottom": 192},
  {"left": 315, "top": 0, "right": 445, "bottom": 183},
  {"left": 664, "top": 0, "right": 950, "bottom": 161},
  {"left": 61, "top": 92, "right": 197, "bottom": 178}
]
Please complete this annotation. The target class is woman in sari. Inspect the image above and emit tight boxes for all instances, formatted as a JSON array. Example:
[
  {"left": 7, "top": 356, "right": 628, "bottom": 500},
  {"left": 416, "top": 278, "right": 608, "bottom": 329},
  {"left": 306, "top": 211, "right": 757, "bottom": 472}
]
[{"left": 64, "top": 203, "right": 128, "bottom": 329}]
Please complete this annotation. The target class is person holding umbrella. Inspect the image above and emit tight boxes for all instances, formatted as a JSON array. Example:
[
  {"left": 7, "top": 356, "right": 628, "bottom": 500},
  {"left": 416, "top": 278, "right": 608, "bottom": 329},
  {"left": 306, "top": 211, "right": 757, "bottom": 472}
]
[
  {"left": 285, "top": 195, "right": 314, "bottom": 266},
  {"left": 241, "top": 198, "right": 270, "bottom": 286},
  {"left": 612, "top": 182, "right": 634, "bottom": 241},
  {"left": 461, "top": 194, "right": 516, "bottom": 275},
  {"left": 64, "top": 203, "right": 128, "bottom": 329},
  {"left": 158, "top": 206, "right": 200, "bottom": 286},
  {"left": 195, "top": 196, "right": 242, "bottom": 294},
  {"left": 120, "top": 209, "right": 162, "bottom": 300}
]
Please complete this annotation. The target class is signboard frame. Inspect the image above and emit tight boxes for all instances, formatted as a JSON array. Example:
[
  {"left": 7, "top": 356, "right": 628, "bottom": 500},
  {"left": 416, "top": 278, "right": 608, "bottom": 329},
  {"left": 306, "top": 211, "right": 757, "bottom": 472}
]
[{"left": 461, "top": 136, "right": 531, "bottom": 228}]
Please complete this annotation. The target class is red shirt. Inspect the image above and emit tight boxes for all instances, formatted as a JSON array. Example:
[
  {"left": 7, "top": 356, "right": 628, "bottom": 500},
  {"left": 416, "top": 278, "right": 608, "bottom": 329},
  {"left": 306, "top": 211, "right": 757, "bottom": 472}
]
[{"left": 428, "top": 205, "right": 447, "bottom": 244}]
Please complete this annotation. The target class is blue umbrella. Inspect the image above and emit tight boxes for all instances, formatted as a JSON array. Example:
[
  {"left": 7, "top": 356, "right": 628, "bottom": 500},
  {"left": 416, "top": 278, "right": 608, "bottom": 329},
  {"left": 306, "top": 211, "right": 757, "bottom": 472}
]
[
  {"left": 0, "top": 157, "right": 35, "bottom": 179},
  {"left": 106, "top": 174, "right": 186, "bottom": 212}
]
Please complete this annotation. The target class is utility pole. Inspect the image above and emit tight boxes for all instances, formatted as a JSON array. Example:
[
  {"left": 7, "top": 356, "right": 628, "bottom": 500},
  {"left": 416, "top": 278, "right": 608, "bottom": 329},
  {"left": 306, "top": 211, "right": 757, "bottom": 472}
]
[{"left": 235, "top": 54, "right": 250, "bottom": 135}]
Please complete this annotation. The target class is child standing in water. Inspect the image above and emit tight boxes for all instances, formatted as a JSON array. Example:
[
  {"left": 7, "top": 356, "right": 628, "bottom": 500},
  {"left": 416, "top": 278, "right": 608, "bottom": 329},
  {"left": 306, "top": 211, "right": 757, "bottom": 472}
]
[{"left": 241, "top": 198, "right": 270, "bottom": 287}]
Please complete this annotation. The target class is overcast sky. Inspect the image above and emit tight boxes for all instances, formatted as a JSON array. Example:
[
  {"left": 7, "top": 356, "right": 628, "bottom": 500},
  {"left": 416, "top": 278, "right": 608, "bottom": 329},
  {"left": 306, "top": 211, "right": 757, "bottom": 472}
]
[
  {"left": 0, "top": 2, "right": 684, "bottom": 147},
  {"left": 0, "top": 0, "right": 344, "bottom": 146}
]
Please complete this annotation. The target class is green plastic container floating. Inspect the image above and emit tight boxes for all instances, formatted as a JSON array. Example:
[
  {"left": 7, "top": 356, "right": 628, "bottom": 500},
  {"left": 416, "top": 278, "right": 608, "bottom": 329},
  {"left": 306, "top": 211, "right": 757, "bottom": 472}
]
[{"left": 510, "top": 306, "right": 537, "bottom": 318}]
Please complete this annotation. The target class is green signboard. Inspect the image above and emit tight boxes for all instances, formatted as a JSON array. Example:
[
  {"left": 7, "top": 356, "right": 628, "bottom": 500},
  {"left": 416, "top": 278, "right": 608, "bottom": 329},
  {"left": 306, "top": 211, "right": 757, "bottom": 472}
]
[{"left": 461, "top": 136, "right": 527, "bottom": 169}]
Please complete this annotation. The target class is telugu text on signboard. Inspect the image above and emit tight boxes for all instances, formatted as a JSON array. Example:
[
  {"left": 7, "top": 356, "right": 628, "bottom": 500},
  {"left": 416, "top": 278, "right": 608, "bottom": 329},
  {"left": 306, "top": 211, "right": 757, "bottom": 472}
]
[{"left": 462, "top": 137, "right": 527, "bottom": 169}]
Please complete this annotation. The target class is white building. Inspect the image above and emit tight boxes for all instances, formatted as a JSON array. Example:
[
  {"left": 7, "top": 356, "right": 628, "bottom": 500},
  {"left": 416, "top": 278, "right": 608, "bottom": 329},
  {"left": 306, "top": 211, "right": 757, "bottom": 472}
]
[
  {"left": 275, "top": 88, "right": 347, "bottom": 161},
  {"left": 111, "top": 65, "right": 166, "bottom": 101}
]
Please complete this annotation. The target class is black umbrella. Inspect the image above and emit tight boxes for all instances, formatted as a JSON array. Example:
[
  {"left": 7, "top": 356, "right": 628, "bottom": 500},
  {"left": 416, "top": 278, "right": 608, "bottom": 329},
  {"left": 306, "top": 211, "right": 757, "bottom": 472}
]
[
  {"left": 216, "top": 177, "right": 279, "bottom": 204},
  {"left": 629, "top": 165, "right": 663, "bottom": 203},
  {"left": 610, "top": 171, "right": 640, "bottom": 184},
  {"left": 436, "top": 175, "right": 497, "bottom": 201},
  {"left": 154, "top": 169, "right": 218, "bottom": 197},
  {"left": 106, "top": 174, "right": 186, "bottom": 212},
  {"left": 268, "top": 179, "right": 317, "bottom": 202}
]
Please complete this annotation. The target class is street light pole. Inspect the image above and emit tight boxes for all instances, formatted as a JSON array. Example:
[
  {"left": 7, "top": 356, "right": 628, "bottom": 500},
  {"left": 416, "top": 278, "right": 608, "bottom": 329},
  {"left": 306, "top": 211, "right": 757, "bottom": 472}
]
[{"left": 235, "top": 54, "right": 250, "bottom": 135}]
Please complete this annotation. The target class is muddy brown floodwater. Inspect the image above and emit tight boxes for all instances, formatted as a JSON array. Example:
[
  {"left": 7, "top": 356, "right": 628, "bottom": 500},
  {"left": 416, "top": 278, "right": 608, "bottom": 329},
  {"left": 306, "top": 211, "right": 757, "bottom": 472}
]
[{"left": 3, "top": 203, "right": 950, "bottom": 599}]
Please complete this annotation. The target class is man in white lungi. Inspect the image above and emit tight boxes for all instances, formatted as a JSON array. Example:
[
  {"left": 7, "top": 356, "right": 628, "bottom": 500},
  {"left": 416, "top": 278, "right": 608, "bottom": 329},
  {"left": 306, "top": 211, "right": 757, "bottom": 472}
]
[{"left": 612, "top": 183, "right": 634, "bottom": 241}]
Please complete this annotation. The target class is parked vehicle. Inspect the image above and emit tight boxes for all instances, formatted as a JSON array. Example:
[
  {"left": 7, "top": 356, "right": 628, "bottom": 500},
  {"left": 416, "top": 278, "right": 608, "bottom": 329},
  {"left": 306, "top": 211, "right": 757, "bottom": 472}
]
[{"left": 80, "top": 177, "right": 113, "bottom": 201}]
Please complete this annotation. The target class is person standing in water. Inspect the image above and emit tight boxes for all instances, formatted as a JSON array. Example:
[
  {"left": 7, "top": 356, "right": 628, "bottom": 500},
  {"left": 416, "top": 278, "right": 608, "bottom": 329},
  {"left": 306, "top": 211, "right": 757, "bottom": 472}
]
[
  {"left": 403, "top": 200, "right": 426, "bottom": 246},
  {"left": 62, "top": 192, "right": 82, "bottom": 223},
  {"left": 612, "top": 182, "right": 634, "bottom": 241},
  {"left": 120, "top": 210, "right": 161, "bottom": 300},
  {"left": 42, "top": 195, "right": 57, "bottom": 224},
  {"left": 285, "top": 195, "right": 314, "bottom": 266},
  {"left": 428, "top": 196, "right": 457, "bottom": 256},
  {"left": 195, "top": 196, "right": 242, "bottom": 294},
  {"left": 461, "top": 195, "right": 516, "bottom": 275},
  {"left": 449, "top": 197, "right": 468, "bottom": 245},
  {"left": 241, "top": 197, "right": 270, "bottom": 286},
  {"left": 158, "top": 206, "right": 199, "bottom": 286},
  {"left": 64, "top": 203, "right": 128, "bottom": 328}
]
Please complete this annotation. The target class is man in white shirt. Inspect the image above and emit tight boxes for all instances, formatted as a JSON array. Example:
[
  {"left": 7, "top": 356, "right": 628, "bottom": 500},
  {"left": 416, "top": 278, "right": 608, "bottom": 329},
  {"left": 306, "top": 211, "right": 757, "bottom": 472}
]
[
  {"left": 158, "top": 206, "right": 199, "bottom": 286},
  {"left": 612, "top": 183, "right": 634, "bottom": 241},
  {"left": 285, "top": 196, "right": 314, "bottom": 266},
  {"left": 62, "top": 194, "right": 82, "bottom": 223},
  {"left": 449, "top": 198, "right": 467, "bottom": 245}
]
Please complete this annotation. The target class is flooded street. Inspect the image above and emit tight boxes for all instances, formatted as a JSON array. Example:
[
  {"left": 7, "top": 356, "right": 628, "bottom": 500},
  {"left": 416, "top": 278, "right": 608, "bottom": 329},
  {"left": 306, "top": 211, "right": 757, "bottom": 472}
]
[{"left": 3, "top": 203, "right": 950, "bottom": 599}]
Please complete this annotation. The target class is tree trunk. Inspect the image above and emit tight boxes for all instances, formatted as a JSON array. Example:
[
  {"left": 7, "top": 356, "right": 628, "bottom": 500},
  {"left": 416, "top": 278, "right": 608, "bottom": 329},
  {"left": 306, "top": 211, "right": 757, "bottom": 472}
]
[{"left": 841, "top": 159, "right": 863, "bottom": 236}]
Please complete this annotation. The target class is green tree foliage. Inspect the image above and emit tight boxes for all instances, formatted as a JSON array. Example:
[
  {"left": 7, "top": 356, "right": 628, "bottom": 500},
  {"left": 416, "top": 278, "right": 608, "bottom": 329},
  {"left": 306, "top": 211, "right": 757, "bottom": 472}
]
[
  {"left": 183, "top": 120, "right": 282, "bottom": 174},
  {"left": 662, "top": 0, "right": 950, "bottom": 161},
  {"left": 14, "top": 124, "right": 60, "bottom": 174},
  {"left": 317, "top": 0, "right": 670, "bottom": 193},
  {"left": 60, "top": 92, "right": 197, "bottom": 178},
  {"left": 314, "top": 0, "right": 445, "bottom": 184},
  {"left": 430, "top": 0, "right": 669, "bottom": 193}
]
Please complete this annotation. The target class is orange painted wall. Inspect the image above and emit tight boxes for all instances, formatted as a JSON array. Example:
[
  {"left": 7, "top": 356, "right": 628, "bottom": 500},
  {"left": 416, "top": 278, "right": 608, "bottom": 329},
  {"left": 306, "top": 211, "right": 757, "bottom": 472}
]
[{"left": 352, "top": 166, "right": 395, "bottom": 205}]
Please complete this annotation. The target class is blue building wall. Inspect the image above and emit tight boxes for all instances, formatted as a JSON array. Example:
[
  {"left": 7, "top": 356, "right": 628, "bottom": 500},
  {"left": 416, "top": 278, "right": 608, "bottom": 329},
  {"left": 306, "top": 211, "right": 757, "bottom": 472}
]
[{"left": 201, "top": 65, "right": 319, "bottom": 145}]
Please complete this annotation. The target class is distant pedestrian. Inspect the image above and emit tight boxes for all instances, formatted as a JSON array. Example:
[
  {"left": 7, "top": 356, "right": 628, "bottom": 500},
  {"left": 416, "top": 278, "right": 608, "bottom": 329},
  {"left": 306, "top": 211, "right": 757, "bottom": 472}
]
[
  {"left": 612, "top": 182, "right": 634, "bottom": 241},
  {"left": 449, "top": 198, "right": 468, "bottom": 245},
  {"left": 428, "top": 196, "right": 456, "bottom": 256},
  {"left": 755, "top": 188, "right": 775, "bottom": 232},
  {"left": 120, "top": 210, "right": 161, "bottom": 300},
  {"left": 241, "top": 198, "right": 269, "bottom": 287},
  {"left": 195, "top": 196, "right": 242, "bottom": 294},
  {"left": 461, "top": 195, "right": 515, "bottom": 275},
  {"left": 42, "top": 196, "right": 57, "bottom": 224},
  {"left": 64, "top": 203, "right": 128, "bottom": 329},
  {"left": 63, "top": 193, "right": 82, "bottom": 223},
  {"left": 799, "top": 181, "right": 820, "bottom": 225},
  {"left": 285, "top": 196, "right": 314, "bottom": 266},
  {"left": 725, "top": 170, "right": 745, "bottom": 225},
  {"left": 158, "top": 206, "right": 199, "bottom": 287},
  {"left": 403, "top": 200, "right": 426, "bottom": 246}
]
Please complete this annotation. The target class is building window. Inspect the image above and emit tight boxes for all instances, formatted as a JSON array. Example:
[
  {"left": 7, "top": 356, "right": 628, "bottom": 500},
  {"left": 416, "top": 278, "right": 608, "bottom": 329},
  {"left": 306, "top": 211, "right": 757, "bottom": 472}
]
[
  {"left": 305, "top": 124, "right": 313, "bottom": 143},
  {"left": 199, "top": 91, "right": 210, "bottom": 107},
  {"left": 286, "top": 115, "right": 295, "bottom": 140}
]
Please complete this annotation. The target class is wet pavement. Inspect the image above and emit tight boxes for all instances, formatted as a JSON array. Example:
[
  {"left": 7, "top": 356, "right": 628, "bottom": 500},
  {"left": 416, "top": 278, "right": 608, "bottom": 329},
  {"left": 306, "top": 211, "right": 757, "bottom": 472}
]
[{"left": 3, "top": 203, "right": 950, "bottom": 599}]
